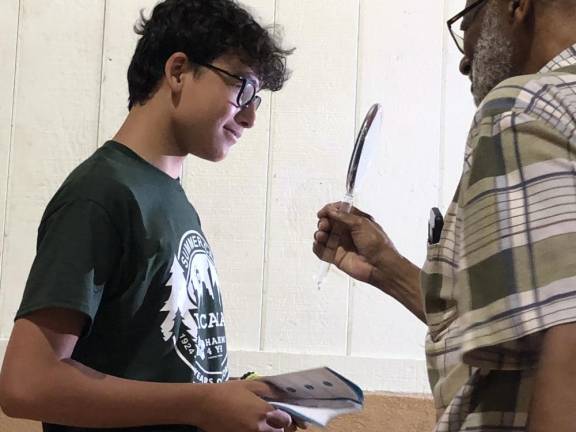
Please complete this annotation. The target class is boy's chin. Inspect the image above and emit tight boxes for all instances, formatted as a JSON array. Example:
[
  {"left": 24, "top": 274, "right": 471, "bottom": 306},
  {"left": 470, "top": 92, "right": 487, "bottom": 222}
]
[{"left": 195, "top": 148, "right": 230, "bottom": 163}]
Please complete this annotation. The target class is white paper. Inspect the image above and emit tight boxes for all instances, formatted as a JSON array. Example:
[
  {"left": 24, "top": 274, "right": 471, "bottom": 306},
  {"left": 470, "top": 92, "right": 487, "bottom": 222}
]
[{"left": 261, "top": 367, "right": 364, "bottom": 428}]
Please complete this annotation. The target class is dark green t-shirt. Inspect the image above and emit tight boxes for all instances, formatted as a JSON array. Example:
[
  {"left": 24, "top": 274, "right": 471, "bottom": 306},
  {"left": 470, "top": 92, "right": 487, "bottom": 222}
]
[{"left": 17, "top": 141, "right": 228, "bottom": 432}]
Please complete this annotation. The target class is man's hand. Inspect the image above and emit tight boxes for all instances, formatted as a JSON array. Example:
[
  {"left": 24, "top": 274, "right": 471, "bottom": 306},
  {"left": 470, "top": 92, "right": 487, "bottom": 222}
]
[
  {"left": 196, "top": 380, "right": 294, "bottom": 432},
  {"left": 313, "top": 202, "right": 426, "bottom": 323},
  {"left": 313, "top": 202, "right": 399, "bottom": 285}
]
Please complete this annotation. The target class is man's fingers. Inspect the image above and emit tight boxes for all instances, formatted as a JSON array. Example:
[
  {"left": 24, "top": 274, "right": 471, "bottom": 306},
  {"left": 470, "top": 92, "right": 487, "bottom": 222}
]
[
  {"left": 312, "top": 241, "right": 326, "bottom": 259},
  {"left": 318, "top": 202, "right": 373, "bottom": 220},
  {"left": 350, "top": 206, "right": 375, "bottom": 221},
  {"left": 316, "top": 201, "right": 346, "bottom": 218},
  {"left": 317, "top": 217, "right": 331, "bottom": 232},
  {"left": 314, "top": 230, "right": 329, "bottom": 244},
  {"left": 325, "top": 207, "right": 363, "bottom": 227}
]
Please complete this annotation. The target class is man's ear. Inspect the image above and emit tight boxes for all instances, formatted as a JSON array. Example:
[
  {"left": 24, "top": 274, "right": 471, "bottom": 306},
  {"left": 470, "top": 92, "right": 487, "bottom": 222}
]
[
  {"left": 509, "top": 0, "right": 532, "bottom": 25},
  {"left": 164, "top": 52, "right": 189, "bottom": 93}
]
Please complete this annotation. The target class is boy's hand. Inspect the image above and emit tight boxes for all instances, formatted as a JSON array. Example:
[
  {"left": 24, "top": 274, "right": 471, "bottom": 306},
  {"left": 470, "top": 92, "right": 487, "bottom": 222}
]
[{"left": 195, "top": 380, "right": 292, "bottom": 432}]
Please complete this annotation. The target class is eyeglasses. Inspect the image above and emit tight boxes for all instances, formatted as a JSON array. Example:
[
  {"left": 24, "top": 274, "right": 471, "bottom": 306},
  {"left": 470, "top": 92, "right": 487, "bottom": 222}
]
[
  {"left": 199, "top": 63, "right": 262, "bottom": 111},
  {"left": 447, "top": 0, "right": 488, "bottom": 54}
]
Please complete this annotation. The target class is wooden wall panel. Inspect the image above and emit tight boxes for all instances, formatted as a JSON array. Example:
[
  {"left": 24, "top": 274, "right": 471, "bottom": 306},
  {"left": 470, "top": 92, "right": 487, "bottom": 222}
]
[
  {"left": 0, "top": 0, "right": 106, "bottom": 339},
  {"left": 347, "top": 0, "right": 444, "bottom": 359},
  {"left": 97, "top": 0, "right": 158, "bottom": 145},
  {"left": 181, "top": 1, "right": 276, "bottom": 351},
  {"left": 0, "top": 0, "right": 466, "bottom": 395},
  {"left": 262, "top": 0, "right": 360, "bottom": 354},
  {"left": 0, "top": 0, "right": 20, "bottom": 319}
]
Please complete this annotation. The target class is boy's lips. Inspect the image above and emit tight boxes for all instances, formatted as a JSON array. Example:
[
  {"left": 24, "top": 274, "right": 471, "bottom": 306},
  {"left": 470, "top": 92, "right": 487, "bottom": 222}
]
[{"left": 223, "top": 126, "right": 241, "bottom": 140}]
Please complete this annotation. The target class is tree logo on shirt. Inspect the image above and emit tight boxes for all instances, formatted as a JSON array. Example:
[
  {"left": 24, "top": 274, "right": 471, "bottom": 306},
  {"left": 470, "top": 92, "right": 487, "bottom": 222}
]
[{"left": 160, "top": 230, "right": 229, "bottom": 383}]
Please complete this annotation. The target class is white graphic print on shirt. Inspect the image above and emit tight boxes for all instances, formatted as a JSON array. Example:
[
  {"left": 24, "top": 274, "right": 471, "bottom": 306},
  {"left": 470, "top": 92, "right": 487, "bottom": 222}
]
[{"left": 160, "top": 230, "right": 228, "bottom": 383}]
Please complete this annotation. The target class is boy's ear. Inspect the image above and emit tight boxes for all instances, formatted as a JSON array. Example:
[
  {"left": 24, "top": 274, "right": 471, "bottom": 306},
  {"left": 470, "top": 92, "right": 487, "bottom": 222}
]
[{"left": 164, "top": 52, "right": 189, "bottom": 91}]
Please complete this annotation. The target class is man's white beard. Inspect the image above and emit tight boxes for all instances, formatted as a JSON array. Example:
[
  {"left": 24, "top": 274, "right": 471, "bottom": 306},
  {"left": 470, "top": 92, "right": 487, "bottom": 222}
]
[{"left": 471, "top": 3, "right": 515, "bottom": 106}]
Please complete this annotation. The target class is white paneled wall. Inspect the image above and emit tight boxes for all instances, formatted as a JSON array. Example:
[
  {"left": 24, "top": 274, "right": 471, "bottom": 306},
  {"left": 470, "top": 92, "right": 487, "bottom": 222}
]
[
  {"left": 183, "top": 1, "right": 277, "bottom": 352},
  {"left": 0, "top": 0, "right": 476, "bottom": 393},
  {"left": 348, "top": 0, "right": 444, "bottom": 361},
  {"left": 0, "top": 0, "right": 106, "bottom": 344},
  {"left": 263, "top": 0, "right": 359, "bottom": 355},
  {"left": 0, "top": 0, "right": 20, "bottom": 293}
]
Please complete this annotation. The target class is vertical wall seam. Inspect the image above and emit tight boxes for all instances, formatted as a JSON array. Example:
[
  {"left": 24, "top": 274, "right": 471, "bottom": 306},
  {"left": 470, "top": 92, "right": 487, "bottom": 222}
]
[
  {"left": 346, "top": 0, "right": 362, "bottom": 357},
  {"left": 0, "top": 0, "right": 23, "bottom": 304},
  {"left": 439, "top": 0, "right": 450, "bottom": 209},
  {"left": 258, "top": 0, "right": 278, "bottom": 352},
  {"left": 95, "top": 0, "right": 108, "bottom": 149}
]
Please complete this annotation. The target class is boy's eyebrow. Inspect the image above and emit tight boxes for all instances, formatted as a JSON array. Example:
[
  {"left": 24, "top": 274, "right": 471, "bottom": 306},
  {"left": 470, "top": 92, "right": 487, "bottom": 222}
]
[
  {"left": 232, "top": 64, "right": 258, "bottom": 82},
  {"left": 239, "top": 70, "right": 258, "bottom": 82},
  {"left": 241, "top": 71, "right": 261, "bottom": 89}
]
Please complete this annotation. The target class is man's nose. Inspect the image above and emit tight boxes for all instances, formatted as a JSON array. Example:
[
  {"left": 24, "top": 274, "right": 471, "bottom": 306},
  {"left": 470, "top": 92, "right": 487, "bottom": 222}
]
[
  {"left": 235, "top": 103, "right": 256, "bottom": 129},
  {"left": 459, "top": 56, "right": 472, "bottom": 76}
]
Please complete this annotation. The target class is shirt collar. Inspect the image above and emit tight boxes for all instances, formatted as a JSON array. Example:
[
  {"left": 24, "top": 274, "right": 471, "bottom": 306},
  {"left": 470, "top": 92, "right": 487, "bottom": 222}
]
[{"left": 539, "top": 43, "right": 576, "bottom": 73}]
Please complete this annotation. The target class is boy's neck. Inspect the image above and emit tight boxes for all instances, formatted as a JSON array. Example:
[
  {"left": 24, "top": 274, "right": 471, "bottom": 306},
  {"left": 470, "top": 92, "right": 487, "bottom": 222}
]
[{"left": 113, "top": 101, "right": 186, "bottom": 180}]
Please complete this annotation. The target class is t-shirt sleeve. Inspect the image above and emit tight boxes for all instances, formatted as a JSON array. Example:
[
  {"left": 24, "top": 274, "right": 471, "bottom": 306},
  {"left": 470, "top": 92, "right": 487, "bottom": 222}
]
[
  {"left": 458, "top": 111, "right": 576, "bottom": 368},
  {"left": 17, "top": 199, "right": 122, "bottom": 328}
]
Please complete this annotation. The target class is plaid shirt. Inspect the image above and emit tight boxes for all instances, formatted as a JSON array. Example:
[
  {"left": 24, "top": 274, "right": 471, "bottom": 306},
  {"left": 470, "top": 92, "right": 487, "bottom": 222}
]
[{"left": 422, "top": 45, "right": 576, "bottom": 431}]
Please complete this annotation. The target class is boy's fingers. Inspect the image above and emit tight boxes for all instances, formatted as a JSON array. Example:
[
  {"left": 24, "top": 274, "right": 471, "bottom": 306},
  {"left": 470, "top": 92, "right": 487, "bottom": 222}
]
[
  {"left": 246, "top": 380, "right": 278, "bottom": 399},
  {"left": 266, "top": 409, "right": 292, "bottom": 429}
]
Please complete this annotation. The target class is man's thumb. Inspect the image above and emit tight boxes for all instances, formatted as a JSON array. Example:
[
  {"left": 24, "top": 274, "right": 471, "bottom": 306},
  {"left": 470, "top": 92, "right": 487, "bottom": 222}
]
[{"left": 327, "top": 208, "right": 359, "bottom": 227}]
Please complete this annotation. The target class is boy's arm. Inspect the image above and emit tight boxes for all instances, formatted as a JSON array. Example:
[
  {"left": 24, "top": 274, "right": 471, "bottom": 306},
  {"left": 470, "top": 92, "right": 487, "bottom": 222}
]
[{"left": 0, "top": 308, "right": 289, "bottom": 432}]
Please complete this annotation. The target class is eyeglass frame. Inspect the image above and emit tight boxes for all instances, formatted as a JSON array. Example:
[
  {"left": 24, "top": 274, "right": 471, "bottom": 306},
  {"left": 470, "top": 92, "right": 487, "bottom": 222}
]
[
  {"left": 198, "top": 63, "right": 262, "bottom": 110},
  {"left": 446, "top": 0, "right": 488, "bottom": 54}
]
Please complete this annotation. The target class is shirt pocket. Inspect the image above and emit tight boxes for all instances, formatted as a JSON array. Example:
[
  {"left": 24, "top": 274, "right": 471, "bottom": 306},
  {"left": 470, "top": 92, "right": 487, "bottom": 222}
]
[{"left": 423, "top": 242, "right": 459, "bottom": 343}]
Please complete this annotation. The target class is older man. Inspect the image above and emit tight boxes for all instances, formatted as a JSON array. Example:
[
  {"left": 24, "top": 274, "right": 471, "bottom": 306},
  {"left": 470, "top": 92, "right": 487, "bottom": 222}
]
[{"left": 314, "top": 0, "right": 576, "bottom": 430}]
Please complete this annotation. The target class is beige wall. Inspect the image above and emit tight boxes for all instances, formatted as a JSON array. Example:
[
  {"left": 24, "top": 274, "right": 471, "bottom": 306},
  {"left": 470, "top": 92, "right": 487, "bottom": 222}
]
[
  {"left": 0, "top": 0, "right": 476, "bottom": 399},
  {"left": 0, "top": 393, "right": 436, "bottom": 432}
]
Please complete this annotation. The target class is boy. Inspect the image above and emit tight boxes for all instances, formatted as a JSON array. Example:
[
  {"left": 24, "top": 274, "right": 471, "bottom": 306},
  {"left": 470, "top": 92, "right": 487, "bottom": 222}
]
[{"left": 0, "top": 1, "right": 293, "bottom": 431}]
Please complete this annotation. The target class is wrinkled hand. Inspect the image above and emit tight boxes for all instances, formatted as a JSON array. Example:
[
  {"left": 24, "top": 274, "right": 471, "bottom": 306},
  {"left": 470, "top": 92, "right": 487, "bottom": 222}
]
[
  {"left": 197, "top": 380, "right": 294, "bottom": 432},
  {"left": 313, "top": 202, "right": 400, "bottom": 285}
]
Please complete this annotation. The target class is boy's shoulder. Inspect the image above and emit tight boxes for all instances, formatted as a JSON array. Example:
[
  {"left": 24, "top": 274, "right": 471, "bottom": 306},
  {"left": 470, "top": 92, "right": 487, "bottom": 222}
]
[
  {"left": 42, "top": 141, "right": 152, "bottom": 221},
  {"left": 58, "top": 142, "right": 135, "bottom": 200}
]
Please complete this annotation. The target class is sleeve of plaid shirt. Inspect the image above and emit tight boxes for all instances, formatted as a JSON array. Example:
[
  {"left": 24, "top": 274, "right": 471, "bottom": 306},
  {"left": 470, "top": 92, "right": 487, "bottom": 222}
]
[{"left": 458, "top": 104, "right": 576, "bottom": 370}]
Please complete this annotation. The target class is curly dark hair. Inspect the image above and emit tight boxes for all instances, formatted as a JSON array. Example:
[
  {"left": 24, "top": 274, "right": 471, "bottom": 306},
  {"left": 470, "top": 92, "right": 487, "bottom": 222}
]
[{"left": 127, "top": 0, "right": 293, "bottom": 110}]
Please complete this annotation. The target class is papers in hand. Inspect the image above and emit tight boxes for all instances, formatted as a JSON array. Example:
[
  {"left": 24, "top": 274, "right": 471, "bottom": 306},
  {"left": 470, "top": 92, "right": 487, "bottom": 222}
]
[{"left": 261, "top": 367, "right": 364, "bottom": 428}]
